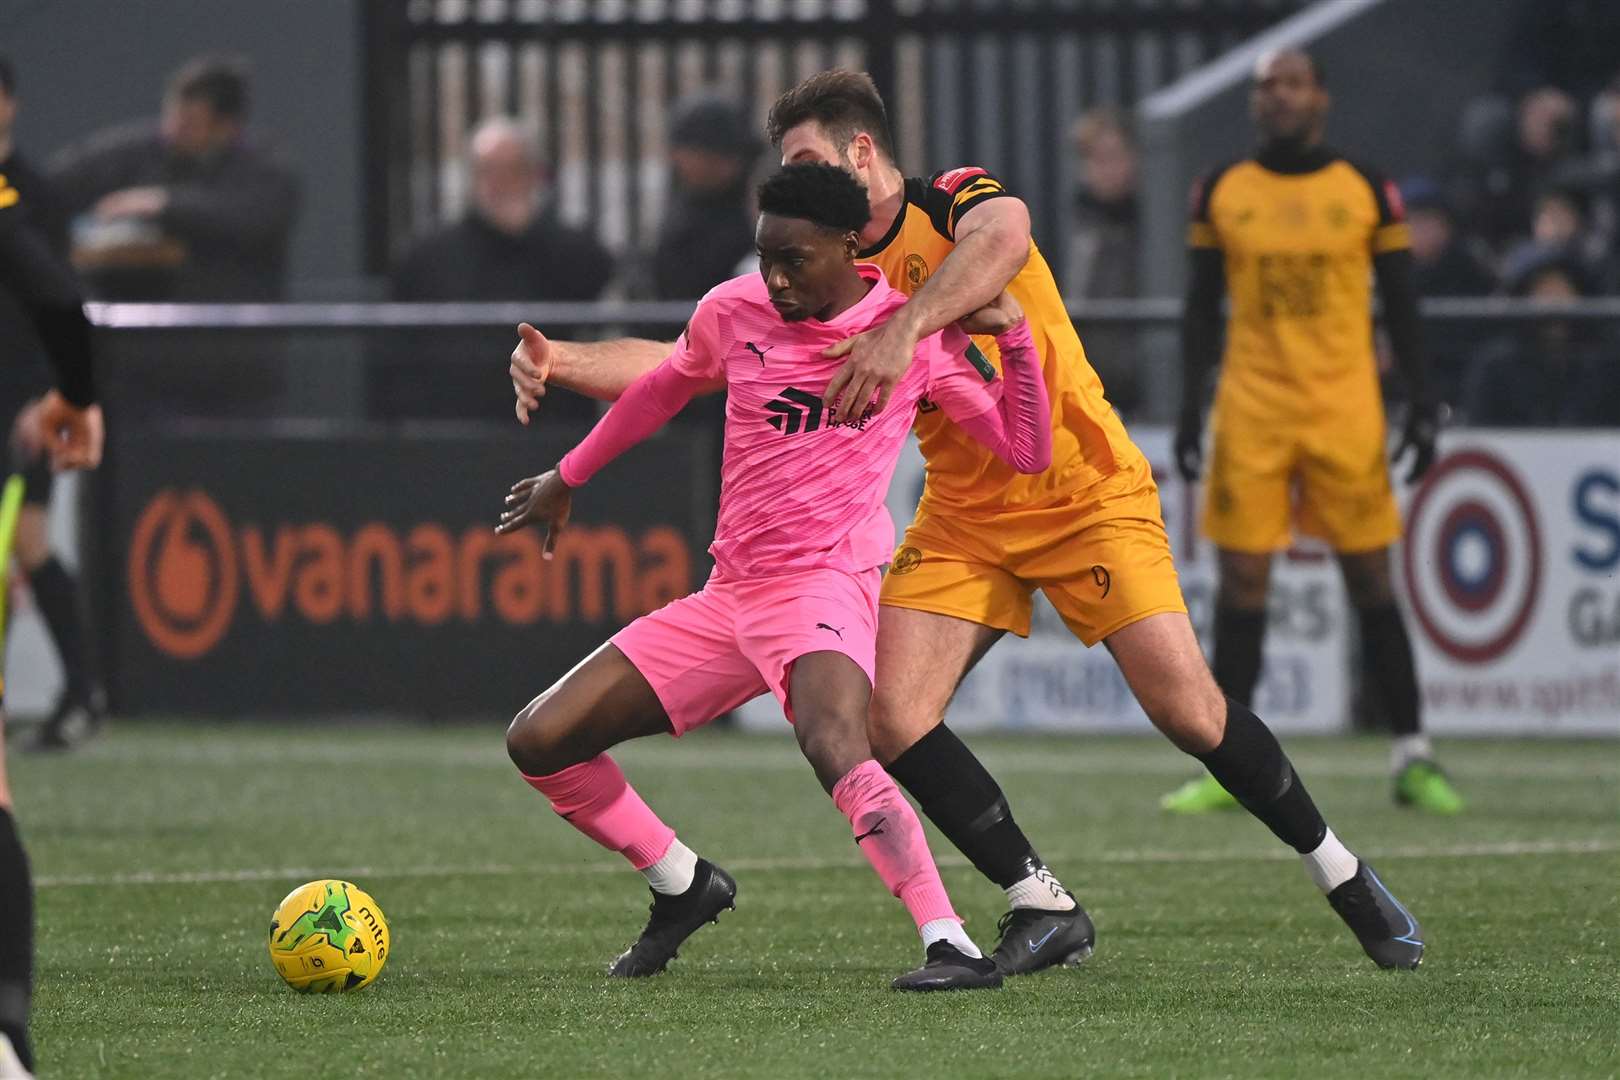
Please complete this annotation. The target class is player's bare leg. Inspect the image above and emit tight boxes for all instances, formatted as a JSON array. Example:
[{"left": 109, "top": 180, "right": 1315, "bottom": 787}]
[
  {"left": 1338, "top": 548, "right": 1462, "bottom": 813},
  {"left": 1161, "top": 547, "right": 1270, "bottom": 813},
  {"left": 872, "top": 606, "right": 1095, "bottom": 975},
  {"left": 785, "top": 648, "right": 999, "bottom": 990},
  {"left": 1107, "top": 611, "right": 1424, "bottom": 969},
  {"left": 505, "top": 643, "right": 736, "bottom": 978}
]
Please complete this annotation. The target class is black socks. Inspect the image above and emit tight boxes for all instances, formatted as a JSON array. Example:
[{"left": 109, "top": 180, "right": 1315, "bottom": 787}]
[
  {"left": 1195, "top": 698, "right": 1327, "bottom": 854},
  {"left": 1212, "top": 605, "right": 1265, "bottom": 705},
  {"left": 0, "top": 807, "right": 34, "bottom": 1072},
  {"left": 1357, "top": 604, "right": 1422, "bottom": 736},
  {"left": 885, "top": 723, "right": 1043, "bottom": 889},
  {"left": 29, "top": 556, "right": 93, "bottom": 702}
]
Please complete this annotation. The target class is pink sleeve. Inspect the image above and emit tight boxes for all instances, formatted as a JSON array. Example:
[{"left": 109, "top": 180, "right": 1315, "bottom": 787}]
[
  {"left": 927, "top": 320, "right": 1052, "bottom": 474},
  {"left": 557, "top": 356, "right": 711, "bottom": 487},
  {"left": 558, "top": 297, "right": 726, "bottom": 485},
  {"left": 667, "top": 297, "right": 726, "bottom": 380}
]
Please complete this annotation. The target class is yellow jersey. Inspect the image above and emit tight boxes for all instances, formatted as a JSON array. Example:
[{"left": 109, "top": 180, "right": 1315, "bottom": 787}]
[
  {"left": 1188, "top": 149, "right": 1410, "bottom": 424},
  {"left": 858, "top": 166, "right": 1146, "bottom": 518}
]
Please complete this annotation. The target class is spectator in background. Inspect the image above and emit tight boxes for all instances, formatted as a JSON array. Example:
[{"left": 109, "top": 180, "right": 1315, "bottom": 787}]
[
  {"left": 1400, "top": 178, "right": 1496, "bottom": 407},
  {"left": 377, "top": 119, "right": 612, "bottom": 424},
  {"left": 1464, "top": 251, "right": 1619, "bottom": 427},
  {"left": 1403, "top": 179, "right": 1497, "bottom": 297},
  {"left": 47, "top": 54, "right": 299, "bottom": 301},
  {"left": 648, "top": 95, "right": 758, "bottom": 300},
  {"left": 1450, "top": 86, "right": 1580, "bottom": 257},
  {"left": 392, "top": 118, "right": 613, "bottom": 302},
  {"left": 1065, "top": 107, "right": 1141, "bottom": 413}
]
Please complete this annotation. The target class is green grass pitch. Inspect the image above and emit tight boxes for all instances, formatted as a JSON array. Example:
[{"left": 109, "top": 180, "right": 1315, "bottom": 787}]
[{"left": 12, "top": 724, "right": 1619, "bottom": 1078}]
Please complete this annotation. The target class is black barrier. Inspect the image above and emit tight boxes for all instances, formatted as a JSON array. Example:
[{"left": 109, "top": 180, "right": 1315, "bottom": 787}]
[{"left": 105, "top": 427, "right": 713, "bottom": 717}]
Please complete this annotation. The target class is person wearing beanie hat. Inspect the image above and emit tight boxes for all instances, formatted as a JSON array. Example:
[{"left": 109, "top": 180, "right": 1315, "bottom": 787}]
[{"left": 650, "top": 94, "right": 761, "bottom": 301}]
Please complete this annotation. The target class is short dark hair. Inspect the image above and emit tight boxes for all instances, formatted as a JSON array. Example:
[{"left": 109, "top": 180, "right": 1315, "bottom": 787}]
[
  {"left": 1259, "top": 48, "right": 1326, "bottom": 89},
  {"left": 766, "top": 69, "right": 896, "bottom": 161},
  {"left": 0, "top": 55, "right": 14, "bottom": 97},
  {"left": 756, "top": 163, "right": 871, "bottom": 234},
  {"left": 168, "top": 54, "right": 251, "bottom": 120}
]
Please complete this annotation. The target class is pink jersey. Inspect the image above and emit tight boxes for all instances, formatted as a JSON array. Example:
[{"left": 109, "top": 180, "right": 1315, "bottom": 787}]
[{"left": 560, "top": 264, "right": 1048, "bottom": 580}]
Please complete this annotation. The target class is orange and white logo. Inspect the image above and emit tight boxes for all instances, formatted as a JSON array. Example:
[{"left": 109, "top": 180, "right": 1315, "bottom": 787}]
[{"left": 128, "top": 490, "right": 239, "bottom": 660}]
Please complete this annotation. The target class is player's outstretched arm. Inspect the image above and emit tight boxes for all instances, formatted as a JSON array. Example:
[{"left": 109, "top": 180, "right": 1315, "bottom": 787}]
[
  {"left": 510, "top": 324, "right": 674, "bottom": 423},
  {"left": 1373, "top": 249, "right": 1440, "bottom": 485},
  {"left": 822, "top": 197, "right": 1031, "bottom": 425},
  {"left": 498, "top": 354, "right": 715, "bottom": 552},
  {"left": 1177, "top": 247, "right": 1226, "bottom": 482},
  {"left": 0, "top": 206, "right": 104, "bottom": 471},
  {"left": 930, "top": 294, "right": 1052, "bottom": 474}
]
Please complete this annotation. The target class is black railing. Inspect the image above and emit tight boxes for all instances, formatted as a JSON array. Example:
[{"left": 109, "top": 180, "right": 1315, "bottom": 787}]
[{"left": 361, "top": 0, "right": 1308, "bottom": 275}]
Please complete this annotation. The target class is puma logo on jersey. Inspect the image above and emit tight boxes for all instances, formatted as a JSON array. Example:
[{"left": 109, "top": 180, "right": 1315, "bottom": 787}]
[{"left": 744, "top": 341, "right": 774, "bottom": 365}]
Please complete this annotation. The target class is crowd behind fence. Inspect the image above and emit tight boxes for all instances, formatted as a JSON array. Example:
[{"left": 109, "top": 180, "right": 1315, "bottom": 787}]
[{"left": 87, "top": 297, "right": 1620, "bottom": 430}]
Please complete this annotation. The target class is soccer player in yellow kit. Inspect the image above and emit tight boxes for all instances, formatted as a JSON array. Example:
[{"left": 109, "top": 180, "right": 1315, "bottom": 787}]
[
  {"left": 509, "top": 70, "right": 1425, "bottom": 971},
  {"left": 1166, "top": 49, "right": 1463, "bottom": 816}
]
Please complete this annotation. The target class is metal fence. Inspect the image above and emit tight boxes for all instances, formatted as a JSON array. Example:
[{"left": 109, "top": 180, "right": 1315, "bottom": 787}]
[
  {"left": 87, "top": 296, "right": 1620, "bottom": 428},
  {"left": 362, "top": 0, "right": 1309, "bottom": 275}
]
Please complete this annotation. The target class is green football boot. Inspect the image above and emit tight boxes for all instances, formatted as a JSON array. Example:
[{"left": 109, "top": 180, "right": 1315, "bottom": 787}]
[
  {"left": 1394, "top": 760, "right": 1464, "bottom": 814},
  {"left": 1159, "top": 773, "right": 1240, "bottom": 813}
]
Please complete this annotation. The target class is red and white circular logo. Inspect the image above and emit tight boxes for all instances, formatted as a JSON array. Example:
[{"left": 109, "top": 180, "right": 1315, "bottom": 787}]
[{"left": 1402, "top": 450, "right": 1541, "bottom": 664}]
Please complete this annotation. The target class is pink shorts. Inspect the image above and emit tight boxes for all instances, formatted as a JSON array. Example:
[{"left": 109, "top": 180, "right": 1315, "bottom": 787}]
[{"left": 611, "top": 566, "right": 880, "bottom": 735}]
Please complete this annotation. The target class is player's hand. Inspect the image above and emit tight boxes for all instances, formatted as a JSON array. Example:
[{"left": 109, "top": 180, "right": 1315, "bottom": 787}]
[
  {"left": 1173, "top": 408, "right": 1203, "bottom": 483},
  {"left": 821, "top": 316, "right": 919, "bottom": 425},
  {"left": 94, "top": 186, "right": 168, "bottom": 221},
  {"left": 1392, "top": 399, "right": 1443, "bottom": 486},
  {"left": 35, "top": 391, "right": 105, "bottom": 472},
  {"left": 510, "top": 322, "right": 554, "bottom": 425},
  {"left": 11, "top": 397, "right": 47, "bottom": 458},
  {"left": 497, "top": 468, "right": 572, "bottom": 557},
  {"left": 957, "top": 291, "right": 1025, "bottom": 337}
]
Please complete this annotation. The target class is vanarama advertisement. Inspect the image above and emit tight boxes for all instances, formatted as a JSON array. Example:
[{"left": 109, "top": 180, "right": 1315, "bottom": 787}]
[{"left": 109, "top": 430, "right": 711, "bottom": 714}]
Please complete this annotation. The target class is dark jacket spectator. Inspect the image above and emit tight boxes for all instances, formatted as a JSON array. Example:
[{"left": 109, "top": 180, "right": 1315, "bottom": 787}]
[
  {"left": 1064, "top": 107, "right": 1142, "bottom": 414},
  {"left": 392, "top": 119, "right": 613, "bottom": 302},
  {"left": 1404, "top": 179, "right": 1498, "bottom": 297},
  {"left": 47, "top": 54, "right": 299, "bottom": 301},
  {"left": 377, "top": 118, "right": 613, "bottom": 424},
  {"left": 648, "top": 95, "right": 758, "bottom": 300},
  {"left": 1463, "top": 252, "right": 1619, "bottom": 427},
  {"left": 1401, "top": 179, "right": 1497, "bottom": 406},
  {"left": 1449, "top": 87, "right": 1581, "bottom": 257}
]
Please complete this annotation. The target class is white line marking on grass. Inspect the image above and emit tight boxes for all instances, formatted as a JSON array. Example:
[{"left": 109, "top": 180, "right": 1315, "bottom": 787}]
[
  {"left": 68, "top": 742, "right": 1620, "bottom": 782},
  {"left": 35, "top": 838, "right": 1620, "bottom": 889}
]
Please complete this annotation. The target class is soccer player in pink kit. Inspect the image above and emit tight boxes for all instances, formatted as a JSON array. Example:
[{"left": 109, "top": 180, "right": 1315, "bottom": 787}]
[{"left": 498, "top": 164, "right": 1051, "bottom": 991}]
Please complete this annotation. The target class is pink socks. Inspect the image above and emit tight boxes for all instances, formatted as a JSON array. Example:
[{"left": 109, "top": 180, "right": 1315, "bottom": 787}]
[
  {"left": 523, "top": 755, "right": 675, "bottom": 870},
  {"left": 832, "top": 759, "right": 960, "bottom": 929}
]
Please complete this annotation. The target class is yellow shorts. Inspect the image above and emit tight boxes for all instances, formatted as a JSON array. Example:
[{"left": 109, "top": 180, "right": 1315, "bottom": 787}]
[
  {"left": 880, "top": 468, "right": 1187, "bottom": 646},
  {"left": 1203, "top": 410, "right": 1401, "bottom": 554}
]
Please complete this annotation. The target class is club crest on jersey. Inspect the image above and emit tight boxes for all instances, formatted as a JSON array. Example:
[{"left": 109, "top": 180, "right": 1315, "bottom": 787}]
[
  {"left": 934, "top": 166, "right": 987, "bottom": 194},
  {"left": 904, "top": 253, "right": 930, "bottom": 288}
]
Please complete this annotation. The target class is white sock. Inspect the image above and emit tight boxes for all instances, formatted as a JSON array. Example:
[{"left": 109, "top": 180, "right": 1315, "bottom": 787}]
[
  {"left": 1391, "top": 734, "right": 1434, "bottom": 774},
  {"left": 920, "top": 918, "right": 982, "bottom": 958},
  {"left": 640, "top": 838, "right": 698, "bottom": 895},
  {"left": 1301, "top": 828, "right": 1359, "bottom": 894},
  {"left": 1004, "top": 866, "right": 1077, "bottom": 912}
]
